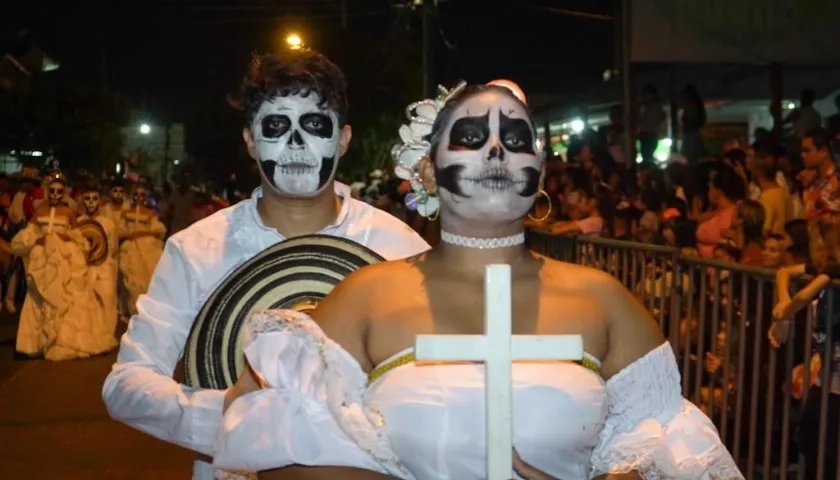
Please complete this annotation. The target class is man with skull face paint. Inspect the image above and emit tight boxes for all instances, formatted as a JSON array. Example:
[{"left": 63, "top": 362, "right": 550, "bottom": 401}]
[
  {"left": 102, "top": 178, "right": 133, "bottom": 322},
  {"left": 216, "top": 85, "right": 740, "bottom": 480},
  {"left": 117, "top": 183, "right": 166, "bottom": 318},
  {"left": 103, "top": 178, "right": 130, "bottom": 227},
  {"left": 78, "top": 180, "right": 120, "bottom": 351},
  {"left": 12, "top": 171, "right": 113, "bottom": 360},
  {"left": 102, "top": 50, "right": 429, "bottom": 480}
]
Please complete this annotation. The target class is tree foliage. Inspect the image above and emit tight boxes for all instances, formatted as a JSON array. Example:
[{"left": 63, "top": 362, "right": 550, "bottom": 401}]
[
  {"left": 328, "top": 27, "right": 423, "bottom": 184},
  {"left": 0, "top": 76, "right": 131, "bottom": 174}
]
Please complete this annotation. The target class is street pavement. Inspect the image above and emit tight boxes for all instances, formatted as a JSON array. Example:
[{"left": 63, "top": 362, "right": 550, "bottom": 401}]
[{"left": 0, "top": 318, "right": 193, "bottom": 479}]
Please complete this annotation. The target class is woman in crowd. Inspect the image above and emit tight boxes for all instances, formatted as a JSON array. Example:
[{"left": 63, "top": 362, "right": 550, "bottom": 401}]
[
  {"left": 729, "top": 199, "right": 765, "bottom": 266},
  {"left": 695, "top": 165, "right": 745, "bottom": 258}
]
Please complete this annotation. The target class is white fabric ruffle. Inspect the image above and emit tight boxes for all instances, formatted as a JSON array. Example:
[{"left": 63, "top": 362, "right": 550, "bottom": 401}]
[
  {"left": 589, "top": 342, "right": 743, "bottom": 479},
  {"left": 213, "top": 310, "right": 412, "bottom": 479}
]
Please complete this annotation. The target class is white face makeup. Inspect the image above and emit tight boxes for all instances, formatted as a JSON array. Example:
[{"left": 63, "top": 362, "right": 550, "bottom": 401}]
[
  {"left": 250, "top": 93, "right": 340, "bottom": 197},
  {"left": 110, "top": 186, "right": 125, "bottom": 203},
  {"left": 83, "top": 191, "right": 101, "bottom": 215},
  {"left": 133, "top": 188, "right": 147, "bottom": 206},
  {"left": 434, "top": 89, "right": 541, "bottom": 223},
  {"left": 47, "top": 181, "right": 65, "bottom": 206}
]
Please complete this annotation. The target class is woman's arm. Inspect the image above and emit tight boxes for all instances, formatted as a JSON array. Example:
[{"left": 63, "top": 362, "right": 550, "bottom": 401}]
[
  {"left": 775, "top": 264, "right": 804, "bottom": 303},
  {"left": 549, "top": 221, "right": 582, "bottom": 236},
  {"left": 788, "top": 274, "right": 832, "bottom": 314}
]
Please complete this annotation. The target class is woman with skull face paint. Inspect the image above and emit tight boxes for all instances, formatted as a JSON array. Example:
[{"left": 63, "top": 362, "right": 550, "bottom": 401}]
[
  {"left": 217, "top": 85, "right": 741, "bottom": 479},
  {"left": 118, "top": 183, "right": 166, "bottom": 317},
  {"left": 11, "top": 171, "right": 114, "bottom": 360},
  {"left": 77, "top": 180, "right": 120, "bottom": 353}
]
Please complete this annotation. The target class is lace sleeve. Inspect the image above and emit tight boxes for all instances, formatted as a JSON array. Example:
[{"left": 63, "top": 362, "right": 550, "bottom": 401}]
[
  {"left": 213, "top": 310, "right": 413, "bottom": 479},
  {"left": 589, "top": 342, "right": 743, "bottom": 480}
]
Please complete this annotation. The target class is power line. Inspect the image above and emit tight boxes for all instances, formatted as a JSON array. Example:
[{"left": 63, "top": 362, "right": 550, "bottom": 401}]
[{"left": 527, "top": 5, "right": 613, "bottom": 21}]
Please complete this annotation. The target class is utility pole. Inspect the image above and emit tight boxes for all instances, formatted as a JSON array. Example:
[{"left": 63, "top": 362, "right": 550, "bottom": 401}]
[
  {"left": 422, "top": 0, "right": 432, "bottom": 97},
  {"left": 620, "top": 0, "right": 635, "bottom": 176},
  {"left": 341, "top": 0, "right": 347, "bottom": 28}
]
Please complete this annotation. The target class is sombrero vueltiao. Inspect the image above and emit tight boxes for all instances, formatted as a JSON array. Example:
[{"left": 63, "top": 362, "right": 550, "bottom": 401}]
[
  {"left": 184, "top": 234, "right": 384, "bottom": 389},
  {"left": 77, "top": 218, "right": 109, "bottom": 266}
]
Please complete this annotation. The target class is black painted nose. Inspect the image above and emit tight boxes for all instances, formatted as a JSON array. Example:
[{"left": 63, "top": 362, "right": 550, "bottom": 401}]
[
  {"left": 287, "top": 130, "right": 305, "bottom": 148},
  {"left": 486, "top": 142, "right": 506, "bottom": 162}
]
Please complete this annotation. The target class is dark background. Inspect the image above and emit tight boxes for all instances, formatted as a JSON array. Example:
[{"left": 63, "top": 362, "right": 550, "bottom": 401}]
[{"left": 1, "top": 0, "right": 615, "bottom": 184}]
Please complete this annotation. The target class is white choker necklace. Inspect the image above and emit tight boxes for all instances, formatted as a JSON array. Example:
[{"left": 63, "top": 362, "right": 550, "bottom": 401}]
[{"left": 440, "top": 230, "right": 525, "bottom": 249}]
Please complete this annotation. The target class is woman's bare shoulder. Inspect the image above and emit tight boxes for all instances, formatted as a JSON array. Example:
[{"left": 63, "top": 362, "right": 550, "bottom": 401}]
[
  {"left": 536, "top": 253, "right": 616, "bottom": 290},
  {"left": 344, "top": 256, "right": 423, "bottom": 290}
]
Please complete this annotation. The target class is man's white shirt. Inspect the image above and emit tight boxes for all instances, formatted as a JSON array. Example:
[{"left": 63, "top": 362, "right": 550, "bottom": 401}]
[{"left": 102, "top": 183, "right": 430, "bottom": 479}]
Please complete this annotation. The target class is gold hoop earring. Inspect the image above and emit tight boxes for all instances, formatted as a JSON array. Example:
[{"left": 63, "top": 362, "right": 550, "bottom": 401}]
[{"left": 527, "top": 189, "right": 552, "bottom": 222}]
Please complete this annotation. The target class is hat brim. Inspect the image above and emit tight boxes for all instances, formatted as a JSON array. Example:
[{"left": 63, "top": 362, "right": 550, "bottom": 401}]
[
  {"left": 184, "top": 234, "right": 385, "bottom": 389},
  {"left": 77, "top": 219, "right": 109, "bottom": 266}
]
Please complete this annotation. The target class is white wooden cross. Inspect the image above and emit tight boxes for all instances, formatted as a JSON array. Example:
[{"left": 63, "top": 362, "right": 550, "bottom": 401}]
[{"left": 415, "top": 264, "right": 583, "bottom": 480}]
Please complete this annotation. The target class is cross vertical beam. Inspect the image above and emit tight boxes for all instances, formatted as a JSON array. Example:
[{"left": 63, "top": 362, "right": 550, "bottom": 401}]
[
  {"left": 415, "top": 265, "right": 583, "bottom": 480},
  {"left": 485, "top": 264, "right": 513, "bottom": 479}
]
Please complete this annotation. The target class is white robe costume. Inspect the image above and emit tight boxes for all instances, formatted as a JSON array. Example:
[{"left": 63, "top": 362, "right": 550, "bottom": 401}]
[
  {"left": 102, "top": 201, "right": 129, "bottom": 227},
  {"left": 118, "top": 205, "right": 166, "bottom": 316},
  {"left": 103, "top": 201, "right": 131, "bottom": 321},
  {"left": 214, "top": 310, "right": 744, "bottom": 480},
  {"left": 79, "top": 212, "right": 119, "bottom": 350},
  {"left": 12, "top": 211, "right": 114, "bottom": 360}
]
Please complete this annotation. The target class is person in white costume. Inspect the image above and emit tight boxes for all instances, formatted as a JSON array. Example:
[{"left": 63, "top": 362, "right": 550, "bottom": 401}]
[
  {"left": 102, "top": 49, "right": 430, "bottom": 480},
  {"left": 77, "top": 180, "right": 119, "bottom": 352},
  {"left": 102, "top": 178, "right": 131, "bottom": 231},
  {"left": 118, "top": 183, "right": 166, "bottom": 316},
  {"left": 101, "top": 177, "right": 132, "bottom": 321},
  {"left": 13, "top": 171, "right": 111, "bottom": 360},
  {"left": 217, "top": 83, "right": 743, "bottom": 480}
]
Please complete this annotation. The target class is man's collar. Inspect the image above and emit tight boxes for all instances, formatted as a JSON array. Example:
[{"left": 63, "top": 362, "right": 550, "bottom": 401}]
[{"left": 248, "top": 182, "right": 354, "bottom": 232}]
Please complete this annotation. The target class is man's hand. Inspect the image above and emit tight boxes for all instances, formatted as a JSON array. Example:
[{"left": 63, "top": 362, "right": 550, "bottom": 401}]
[
  {"left": 768, "top": 320, "right": 792, "bottom": 349},
  {"left": 223, "top": 363, "right": 263, "bottom": 412},
  {"left": 772, "top": 298, "right": 792, "bottom": 322},
  {"left": 705, "top": 352, "right": 723, "bottom": 374}
]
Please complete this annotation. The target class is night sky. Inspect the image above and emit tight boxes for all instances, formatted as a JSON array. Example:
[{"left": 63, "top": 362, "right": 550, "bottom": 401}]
[{"left": 3, "top": 0, "right": 613, "bottom": 178}]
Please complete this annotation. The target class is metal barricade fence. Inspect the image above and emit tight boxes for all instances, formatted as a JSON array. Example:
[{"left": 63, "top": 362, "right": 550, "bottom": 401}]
[{"left": 527, "top": 230, "right": 840, "bottom": 480}]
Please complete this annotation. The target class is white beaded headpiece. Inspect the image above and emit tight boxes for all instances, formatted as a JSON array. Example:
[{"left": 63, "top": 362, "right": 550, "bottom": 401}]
[{"left": 390, "top": 81, "right": 467, "bottom": 218}]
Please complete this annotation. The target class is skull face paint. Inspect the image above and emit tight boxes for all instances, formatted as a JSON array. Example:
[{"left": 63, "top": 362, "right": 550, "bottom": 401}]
[
  {"left": 250, "top": 94, "right": 340, "bottom": 197},
  {"left": 110, "top": 186, "right": 125, "bottom": 204},
  {"left": 133, "top": 187, "right": 148, "bottom": 206},
  {"left": 83, "top": 192, "right": 101, "bottom": 215},
  {"left": 434, "top": 89, "right": 541, "bottom": 223},
  {"left": 47, "top": 181, "right": 65, "bottom": 206}
]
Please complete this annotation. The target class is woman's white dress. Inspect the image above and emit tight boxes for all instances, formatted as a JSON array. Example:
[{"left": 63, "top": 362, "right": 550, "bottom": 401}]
[
  {"left": 12, "top": 212, "right": 114, "bottom": 360},
  {"left": 214, "top": 310, "right": 743, "bottom": 479},
  {"left": 118, "top": 207, "right": 165, "bottom": 315}
]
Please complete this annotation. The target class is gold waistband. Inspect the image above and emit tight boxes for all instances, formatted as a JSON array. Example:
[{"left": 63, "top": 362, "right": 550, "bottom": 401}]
[{"left": 367, "top": 351, "right": 602, "bottom": 385}]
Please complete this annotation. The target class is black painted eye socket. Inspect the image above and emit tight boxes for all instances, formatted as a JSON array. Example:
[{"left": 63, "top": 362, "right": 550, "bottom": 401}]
[
  {"left": 261, "top": 114, "right": 291, "bottom": 138},
  {"left": 300, "top": 113, "right": 334, "bottom": 138}
]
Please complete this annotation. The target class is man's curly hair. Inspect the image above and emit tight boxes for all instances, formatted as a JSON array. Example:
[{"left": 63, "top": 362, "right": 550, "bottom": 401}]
[{"left": 229, "top": 50, "right": 349, "bottom": 126}]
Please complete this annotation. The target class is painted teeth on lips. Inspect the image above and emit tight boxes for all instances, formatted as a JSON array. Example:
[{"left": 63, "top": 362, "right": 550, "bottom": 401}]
[{"left": 279, "top": 163, "right": 316, "bottom": 175}]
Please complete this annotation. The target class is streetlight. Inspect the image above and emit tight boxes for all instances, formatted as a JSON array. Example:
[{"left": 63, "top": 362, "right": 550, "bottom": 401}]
[
  {"left": 286, "top": 33, "right": 303, "bottom": 50},
  {"left": 139, "top": 123, "right": 151, "bottom": 135}
]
